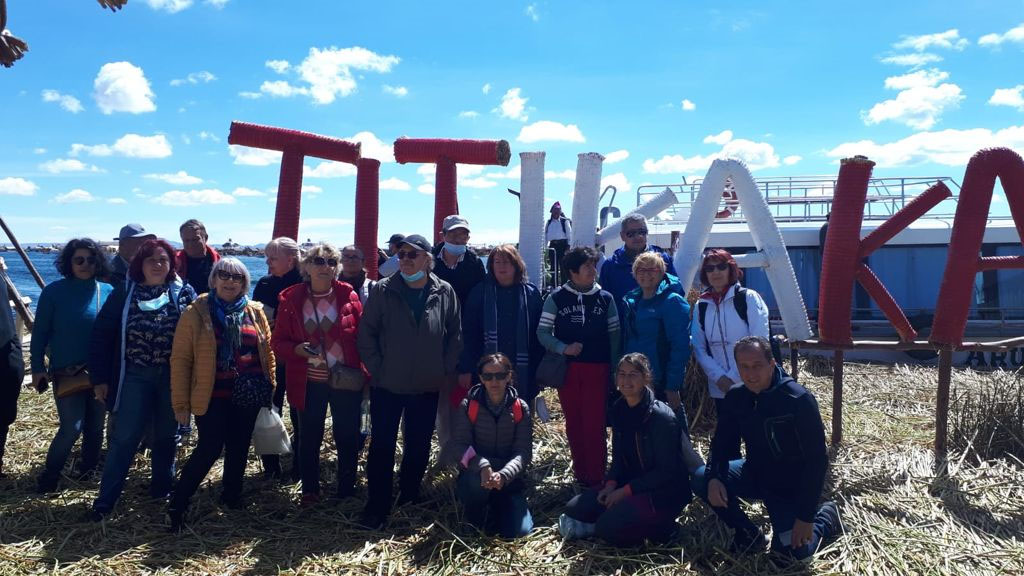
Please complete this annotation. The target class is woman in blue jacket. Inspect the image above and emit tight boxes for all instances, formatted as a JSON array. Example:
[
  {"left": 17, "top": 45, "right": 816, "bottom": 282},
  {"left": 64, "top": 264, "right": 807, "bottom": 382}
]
[{"left": 31, "top": 239, "right": 113, "bottom": 493}]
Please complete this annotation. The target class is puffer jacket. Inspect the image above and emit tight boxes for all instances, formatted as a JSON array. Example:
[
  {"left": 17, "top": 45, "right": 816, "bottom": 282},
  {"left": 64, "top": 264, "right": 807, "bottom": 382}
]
[
  {"left": 621, "top": 274, "right": 691, "bottom": 393},
  {"left": 170, "top": 294, "right": 276, "bottom": 416},
  {"left": 691, "top": 283, "right": 769, "bottom": 399},
  {"left": 443, "top": 383, "right": 532, "bottom": 484}
]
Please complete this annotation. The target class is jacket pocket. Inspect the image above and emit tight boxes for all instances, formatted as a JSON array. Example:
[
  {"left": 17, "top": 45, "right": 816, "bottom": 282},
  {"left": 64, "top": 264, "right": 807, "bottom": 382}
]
[{"left": 763, "top": 415, "right": 802, "bottom": 461}]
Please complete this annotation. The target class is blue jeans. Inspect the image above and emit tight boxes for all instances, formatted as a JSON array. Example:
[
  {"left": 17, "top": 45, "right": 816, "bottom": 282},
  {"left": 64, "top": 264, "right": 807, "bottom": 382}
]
[
  {"left": 691, "top": 461, "right": 832, "bottom": 560},
  {"left": 93, "top": 365, "right": 177, "bottom": 514},
  {"left": 456, "top": 470, "right": 533, "bottom": 538},
  {"left": 40, "top": 388, "right": 105, "bottom": 483}
]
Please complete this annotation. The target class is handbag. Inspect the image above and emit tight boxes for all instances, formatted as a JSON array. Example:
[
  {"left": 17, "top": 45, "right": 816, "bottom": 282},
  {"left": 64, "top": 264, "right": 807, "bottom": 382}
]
[
  {"left": 535, "top": 351, "right": 567, "bottom": 390},
  {"left": 232, "top": 372, "right": 272, "bottom": 408},
  {"left": 52, "top": 364, "right": 92, "bottom": 399},
  {"left": 251, "top": 407, "right": 291, "bottom": 455},
  {"left": 311, "top": 294, "right": 365, "bottom": 391}
]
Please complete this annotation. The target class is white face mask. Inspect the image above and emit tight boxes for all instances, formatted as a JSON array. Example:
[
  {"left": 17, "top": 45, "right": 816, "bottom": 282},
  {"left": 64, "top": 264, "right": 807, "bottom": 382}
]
[
  {"left": 138, "top": 291, "right": 169, "bottom": 312},
  {"left": 444, "top": 243, "right": 467, "bottom": 256}
]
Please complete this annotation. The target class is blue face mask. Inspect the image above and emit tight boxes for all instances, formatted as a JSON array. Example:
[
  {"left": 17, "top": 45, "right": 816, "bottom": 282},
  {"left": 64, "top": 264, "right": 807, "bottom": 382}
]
[
  {"left": 444, "top": 243, "right": 467, "bottom": 256},
  {"left": 138, "top": 291, "right": 170, "bottom": 312},
  {"left": 401, "top": 270, "right": 426, "bottom": 283}
]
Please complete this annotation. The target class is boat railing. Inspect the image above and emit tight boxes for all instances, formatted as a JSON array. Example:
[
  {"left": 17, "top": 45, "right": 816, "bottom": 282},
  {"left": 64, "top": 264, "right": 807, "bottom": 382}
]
[{"left": 636, "top": 175, "right": 969, "bottom": 225}]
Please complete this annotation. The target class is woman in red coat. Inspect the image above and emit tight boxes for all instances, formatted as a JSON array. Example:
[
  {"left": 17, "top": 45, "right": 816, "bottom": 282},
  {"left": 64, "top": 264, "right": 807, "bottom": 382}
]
[{"left": 271, "top": 243, "right": 364, "bottom": 506}]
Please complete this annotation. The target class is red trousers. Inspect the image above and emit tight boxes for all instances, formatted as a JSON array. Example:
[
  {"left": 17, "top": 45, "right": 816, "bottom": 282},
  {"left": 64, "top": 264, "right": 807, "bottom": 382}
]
[{"left": 558, "top": 361, "right": 609, "bottom": 487}]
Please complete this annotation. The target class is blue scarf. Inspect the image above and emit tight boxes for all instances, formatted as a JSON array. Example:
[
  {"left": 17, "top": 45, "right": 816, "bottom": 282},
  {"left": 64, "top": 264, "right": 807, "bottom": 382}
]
[
  {"left": 483, "top": 278, "right": 532, "bottom": 398},
  {"left": 210, "top": 294, "right": 249, "bottom": 370}
]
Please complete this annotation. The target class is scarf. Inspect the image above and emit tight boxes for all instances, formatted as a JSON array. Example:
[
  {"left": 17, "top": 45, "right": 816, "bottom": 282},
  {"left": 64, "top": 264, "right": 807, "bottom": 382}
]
[
  {"left": 210, "top": 294, "right": 249, "bottom": 370},
  {"left": 483, "top": 278, "right": 532, "bottom": 397}
]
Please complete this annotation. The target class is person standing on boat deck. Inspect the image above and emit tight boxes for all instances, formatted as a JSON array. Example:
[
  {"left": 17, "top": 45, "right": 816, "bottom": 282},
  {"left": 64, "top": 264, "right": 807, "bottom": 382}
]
[
  {"left": 691, "top": 248, "right": 769, "bottom": 462},
  {"left": 167, "top": 258, "right": 276, "bottom": 531},
  {"left": 545, "top": 202, "right": 572, "bottom": 285},
  {"left": 272, "top": 243, "right": 365, "bottom": 507},
  {"left": 176, "top": 219, "right": 220, "bottom": 296},
  {"left": 691, "top": 336, "right": 841, "bottom": 559},
  {"left": 357, "top": 234, "right": 462, "bottom": 530},
  {"left": 457, "top": 244, "right": 544, "bottom": 407},
  {"left": 87, "top": 239, "right": 197, "bottom": 521},
  {"left": 598, "top": 214, "right": 679, "bottom": 309},
  {"left": 377, "top": 233, "right": 406, "bottom": 278},
  {"left": 106, "top": 223, "right": 155, "bottom": 286},
  {"left": 559, "top": 353, "right": 689, "bottom": 546},
  {"left": 538, "top": 246, "right": 620, "bottom": 488},
  {"left": 0, "top": 267, "right": 26, "bottom": 479},
  {"left": 32, "top": 239, "right": 113, "bottom": 493},
  {"left": 339, "top": 245, "right": 377, "bottom": 305},
  {"left": 252, "top": 237, "right": 304, "bottom": 482},
  {"left": 443, "top": 353, "right": 534, "bottom": 538}
]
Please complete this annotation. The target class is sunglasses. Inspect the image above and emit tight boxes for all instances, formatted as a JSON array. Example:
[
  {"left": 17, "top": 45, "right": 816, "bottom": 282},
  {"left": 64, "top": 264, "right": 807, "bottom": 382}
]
[
  {"left": 703, "top": 262, "right": 730, "bottom": 273},
  {"left": 396, "top": 251, "right": 422, "bottom": 260},
  {"left": 341, "top": 254, "right": 363, "bottom": 261},
  {"left": 312, "top": 257, "right": 339, "bottom": 267},
  {"left": 634, "top": 267, "right": 660, "bottom": 276},
  {"left": 624, "top": 228, "right": 648, "bottom": 238},
  {"left": 216, "top": 270, "right": 246, "bottom": 283},
  {"left": 72, "top": 256, "right": 97, "bottom": 266},
  {"left": 479, "top": 370, "right": 510, "bottom": 382}
]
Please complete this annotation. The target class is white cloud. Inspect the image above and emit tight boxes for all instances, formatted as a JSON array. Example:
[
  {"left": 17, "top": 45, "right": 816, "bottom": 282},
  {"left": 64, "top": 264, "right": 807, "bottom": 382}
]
[
  {"left": 681, "top": 99, "right": 696, "bottom": 111},
  {"left": 70, "top": 133, "right": 172, "bottom": 158},
  {"left": 487, "top": 165, "right": 521, "bottom": 179},
  {"left": 302, "top": 184, "right": 323, "bottom": 195},
  {"left": 496, "top": 88, "right": 529, "bottom": 121},
  {"left": 601, "top": 172, "right": 631, "bottom": 193},
  {"left": 458, "top": 110, "right": 479, "bottom": 119},
  {"left": 0, "top": 177, "right": 37, "bottom": 196},
  {"left": 152, "top": 188, "right": 236, "bottom": 206},
  {"left": 93, "top": 62, "right": 156, "bottom": 114},
  {"left": 182, "top": 134, "right": 192, "bottom": 145},
  {"left": 170, "top": 70, "right": 216, "bottom": 86},
  {"left": 517, "top": 120, "right": 585, "bottom": 143},
  {"left": 238, "top": 91, "right": 262, "bottom": 99},
  {"left": 205, "top": 0, "right": 229, "bottom": 8},
  {"left": 54, "top": 189, "right": 95, "bottom": 203},
  {"left": 232, "top": 187, "right": 265, "bottom": 197},
  {"left": 525, "top": 3, "right": 539, "bottom": 21},
  {"left": 145, "top": 0, "right": 192, "bottom": 12},
  {"left": 297, "top": 46, "right": 400, "bottom": 104},
  {"left": 417, "top": 184, "right": 434, "bottom": 195},
  {"left": 39, "top": 158, "right": 102, "bottom": 173},
  {"left": 880, "top": 53, "right": 943, "bottom": 67},
  {"left": 383, "top": 85, "right": 408, "bottom": 97},
  {"left": 260, "top": 80, "right": 310, "bottom": 98},
  {"left": 380, "top": 177, "right": 411, "bottom": 191},
  {"left": 229, "top": 145, "right": 280, "bottom": 166},
  {"left": 144, "top": 171, "right": 202, "bottom": 185},
  {"left": 304, "top": 161, "right": 357, "bottom": 178},
  {"left": 417, "top": 164, "right": 437, "bottom": 177},
  {"left": 544, "top": 169, "right": 575, "bottom": 180},
  {"left": 41, "top": 90, "right": 83, "bottom": 113},
  {"left": 978, "top": 23, "right": 1024, "bottom": 48},
  {"left": 863, "top": 68, "right": 963, "bottom": 130},
  {"left": 482, "top": 83, "right": 491, "bottom": 95},
  {"left": 783, "top": 155, "right": 802, "bottom": 166},
  {"left": 989, "top": 85, "right": 1024, "bottom": 111},
  {"left": 643, "top": 137, "right": 781, "bottom": 174},
  {"left": 266, "top": 59, "right": 290, "bottom": 74},
  {"left": 826, "top": 125, "right": 1024, "bottom": 168},
  {"left": 703, "top": 130, "right": 733, "bottom": 145},
  {"left": 198, "top": 131, "right": 220, "bottom": 142},
  {"left": 604, "top": 150, "right": 630, "bottom": 164},
  {"left": 107, "top": 197, "right": 127, "bottom": 204},
  {"left": 33, "top": 148, "right": 46, "bottom": 155},
  {"left": 344, "top": 131, "right": 395, "bottom": 162},
  {"left": 893, "top": 29, "right": 968, "bottom": 51},
  {"left": 460, "top": 177, "right": 498, "bottom": 189}
]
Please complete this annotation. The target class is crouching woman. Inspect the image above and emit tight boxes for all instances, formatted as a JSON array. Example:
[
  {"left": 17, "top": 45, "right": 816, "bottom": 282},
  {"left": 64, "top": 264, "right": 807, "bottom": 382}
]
[
  {"left": 444, "top": 353, "right": 533, "bottom": 538},
  {"left": 558, "top": 352, "right": 690, "bottom": 546}
]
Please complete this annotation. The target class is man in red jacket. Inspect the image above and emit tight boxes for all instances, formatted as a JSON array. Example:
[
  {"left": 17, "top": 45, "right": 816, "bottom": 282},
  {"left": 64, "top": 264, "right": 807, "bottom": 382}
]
[{"left": 176, "top": 219, "right": 220, "bottom": 295}]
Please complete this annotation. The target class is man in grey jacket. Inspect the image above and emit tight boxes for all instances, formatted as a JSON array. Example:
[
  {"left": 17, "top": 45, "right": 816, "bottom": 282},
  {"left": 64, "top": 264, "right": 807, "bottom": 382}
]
[{"left": 357, "top": 234, "right": 462, "bottom": 529}]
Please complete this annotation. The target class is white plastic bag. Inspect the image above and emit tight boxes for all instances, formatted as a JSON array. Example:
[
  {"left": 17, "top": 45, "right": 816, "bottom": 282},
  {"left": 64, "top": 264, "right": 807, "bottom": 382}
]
[{"left": 252, "top": 407, "right": 291, "bottom": 456}]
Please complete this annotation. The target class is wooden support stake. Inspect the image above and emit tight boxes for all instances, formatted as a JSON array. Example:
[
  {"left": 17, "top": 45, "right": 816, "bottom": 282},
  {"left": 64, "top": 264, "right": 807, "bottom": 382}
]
[
  {"left": 832, "top": 349, "right": 844, "bottom": 445},
  {"left": 0, "top": 215, "right": 45, "bottom": 289},
  {"left": 935, "top": 348, "right": 953, "bottom": 465},
  {"left": 0, "top": 257, "right": 33, "bottom": 331},
  {"left": 790, "top": 346, "right": 800, "bottom": 382}
]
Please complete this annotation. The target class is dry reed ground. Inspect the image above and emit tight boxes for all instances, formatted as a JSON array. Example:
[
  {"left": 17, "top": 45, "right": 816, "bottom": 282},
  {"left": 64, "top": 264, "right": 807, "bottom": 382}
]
[{"left": 1, "top": 358, "right": 1023, "bottom": 575}]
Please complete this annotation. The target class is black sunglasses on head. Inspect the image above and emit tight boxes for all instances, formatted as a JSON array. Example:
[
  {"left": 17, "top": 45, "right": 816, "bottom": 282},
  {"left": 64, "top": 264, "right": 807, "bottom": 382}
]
[
  {"left": 703, "top": 262, "right": 730, "bottom": 273},
  {"left": 312, "top": 257, "right": 339, "bottom": 267},
  {"left": 479, "top": 370, "right": 510, "bottom": 382},
  {"left": 624, "top": 228, "right": 648, "bottom": 238},
  {"left": 72, "top": 256, "right": 97, "bottom": 265},
  {"left": 216, "top": 270, "right": 246, "bottom": 283}
]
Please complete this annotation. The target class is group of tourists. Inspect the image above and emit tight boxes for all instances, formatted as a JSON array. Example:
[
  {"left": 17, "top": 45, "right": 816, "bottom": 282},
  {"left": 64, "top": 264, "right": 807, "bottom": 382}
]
[{"left": 0, "top": 207, "right": 842, "bottom": 560}]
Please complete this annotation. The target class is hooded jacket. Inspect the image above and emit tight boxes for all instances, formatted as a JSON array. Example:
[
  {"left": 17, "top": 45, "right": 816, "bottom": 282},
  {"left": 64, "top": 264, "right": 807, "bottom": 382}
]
[
  {"left": 537, "top": 281, "right": 620, "bottom": 365},
  {"left": 691, "top": 283, "right": 769, "bottom": 399},
  {"left": 443, "top": 383, "right": 532, "bottom": 484},
  {"left": 621, "top": 274, "right": 691, "bottom": 393},
  {"left": 598, "top": 245, "right": 678, "bottom": 306}
]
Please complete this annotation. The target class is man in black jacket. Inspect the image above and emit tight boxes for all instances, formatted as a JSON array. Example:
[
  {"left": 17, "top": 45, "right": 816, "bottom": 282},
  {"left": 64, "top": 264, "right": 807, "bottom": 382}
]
[
  {"left": 0, "top": 276, "right": 25, "bottom": 478},
  {"left": 691, "top": 336, "right": 841, "bottom": 560},
  {"left": 433, "top": 215, "right": 485, "bottom": 306}
]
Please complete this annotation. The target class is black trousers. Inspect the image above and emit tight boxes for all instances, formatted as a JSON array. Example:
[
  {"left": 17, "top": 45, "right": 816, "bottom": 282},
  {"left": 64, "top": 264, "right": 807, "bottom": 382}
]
[
  {"left": 365, "top": 387, "right": 439, "bottom": 517},
  {"left": 299, "top": 381, "right": 362, "bottom": 496},
  {"left": 261, "top": 363, "right": 301, "bottom": 477},
  {"left": 170, "top": 397, "right": 260, "bottom": 509},
  {"left": 0, "top": 345, "right": 24, "bottom": 466},
  {"left": 548, "top": 240, "right": 569, "bottom": 286}
]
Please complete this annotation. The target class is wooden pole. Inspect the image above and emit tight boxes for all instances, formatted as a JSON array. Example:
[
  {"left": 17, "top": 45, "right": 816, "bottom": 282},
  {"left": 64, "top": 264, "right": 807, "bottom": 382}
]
[
  {"left": 790, "top": 346, "right": 800, "bottom": 382},
  {"left": 832, "top": 349, "right": 844, "bottom": 445},
  {"left": 0, "top": 215, "right": 45, "bottom": 289},
  {"left": 0, "top": 257, "right": 33, "bottom": 331},
  {"left": 935, "top": 348, "right": 953, "bottom": 464}
]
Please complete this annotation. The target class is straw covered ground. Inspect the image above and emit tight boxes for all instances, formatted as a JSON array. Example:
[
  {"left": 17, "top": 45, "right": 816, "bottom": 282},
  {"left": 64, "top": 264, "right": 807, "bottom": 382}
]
[{"left": 1, "top": 357, "right": 1023, "bottom": 575}]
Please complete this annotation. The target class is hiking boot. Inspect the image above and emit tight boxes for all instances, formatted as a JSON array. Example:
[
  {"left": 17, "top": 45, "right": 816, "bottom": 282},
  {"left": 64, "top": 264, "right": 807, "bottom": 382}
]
[
  {"left": 36, "top": 476, "right": 59, "bottom": 494},
  {"left": 558, "top": 513, "right": 596, "bottom": 541}
]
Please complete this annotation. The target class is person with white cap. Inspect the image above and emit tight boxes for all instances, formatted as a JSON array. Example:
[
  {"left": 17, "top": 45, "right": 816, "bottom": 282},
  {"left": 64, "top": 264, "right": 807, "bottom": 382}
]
[
  {"left": 433, "top": 215, "right": 485, "bottom": 306},
  {"left": 108, "top": 224, "right": 155, "bottom": 287}
]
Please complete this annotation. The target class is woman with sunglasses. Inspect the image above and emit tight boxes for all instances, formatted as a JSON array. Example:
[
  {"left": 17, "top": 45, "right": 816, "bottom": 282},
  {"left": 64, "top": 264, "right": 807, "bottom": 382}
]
[
  {"left": 31, "top": 238, "right": 113, "bottom": 493},
  {"left": 88, "top": 239, "right": 196, "bottom": 521},
  {"left": 272, "top": 243, "right": 364, "bottom": 507},
  {"left": 167, "top": 258, "right": 275, "bottom": 530},
  {"left": 444, "top": 353, "right": 533, "bottom": 538},
  {"left": 559, "top": 353, "right": 689, "bottom": 546},
  {"left": 691, "top": 248, "right": 769, "bottom": 460}
]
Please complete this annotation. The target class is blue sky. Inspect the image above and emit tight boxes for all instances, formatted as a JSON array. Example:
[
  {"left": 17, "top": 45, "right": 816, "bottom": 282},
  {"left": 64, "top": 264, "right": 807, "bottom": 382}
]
[{"left": 1, "top": 1, "right": 1022, "bottom": 245}]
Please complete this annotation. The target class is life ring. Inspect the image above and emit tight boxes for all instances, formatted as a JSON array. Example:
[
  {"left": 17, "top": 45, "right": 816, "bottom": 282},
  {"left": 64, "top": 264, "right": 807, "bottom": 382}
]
[{"left": 715, "top": 181, "right": 739, "bottom": 219}]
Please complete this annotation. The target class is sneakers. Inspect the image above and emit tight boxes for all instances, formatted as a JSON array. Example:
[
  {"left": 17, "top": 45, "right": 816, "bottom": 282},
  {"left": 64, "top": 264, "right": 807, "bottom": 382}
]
[{"left": 558, "top": 514, "right": 596, "bottom": 541}]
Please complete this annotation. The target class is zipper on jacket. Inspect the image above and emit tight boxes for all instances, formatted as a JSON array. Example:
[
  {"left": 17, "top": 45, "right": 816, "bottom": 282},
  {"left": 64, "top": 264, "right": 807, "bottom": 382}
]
[{"left": 714, "top": 299, "right": 731, "bottom": 372}]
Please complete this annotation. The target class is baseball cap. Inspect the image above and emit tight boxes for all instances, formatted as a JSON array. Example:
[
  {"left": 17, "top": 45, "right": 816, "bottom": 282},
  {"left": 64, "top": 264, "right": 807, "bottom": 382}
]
[
  {"left": 115, "top": 223, "right": 156, "bottom": 242},
  {"left": 442, "top": 215, "right": 470, "bottom": 233},
  {"left": 387, "top": 233, "right": 406, "bottom": 245},
  {"left": 399, "top": 234, "right": 432, "bottom": 253}
]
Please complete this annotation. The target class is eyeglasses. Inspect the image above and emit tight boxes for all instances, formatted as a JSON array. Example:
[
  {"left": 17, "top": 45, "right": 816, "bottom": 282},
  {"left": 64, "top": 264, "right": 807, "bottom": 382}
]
[
  {"left": 311, "top": 257, "right": 339, "bottom": 267},
  {"left": 703, "top": 262, "right": 730, "bottom": 273},
  {"left": 341, "top": 254, "right": 363, "bottom": 261},
  {"left": 479, "top": 370, "right": 510, "bottom": 382},
  {"left": 624, "top": 228, "right": 648, "bottom": 238},
  {"left": 216, "top": 270, "right": 246, "bottom": 283},
  {"left": 634, "top": 267, "right": 660, "bottom": 276},
  {"left": 396, "top": 251, "right": 422, "bottom": 260},
  {"left": 72, "top": 256, "right": 97, "bottom": 266}
]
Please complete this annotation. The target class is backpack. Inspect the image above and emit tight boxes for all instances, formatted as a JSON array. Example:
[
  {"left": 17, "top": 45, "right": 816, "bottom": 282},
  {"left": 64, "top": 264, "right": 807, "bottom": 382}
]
[
  {"left": 696, "top": 286, "right": 783, "bottom": 365},
  {"left": 467, "top": 397, "right": 525, "bottom": 424}
]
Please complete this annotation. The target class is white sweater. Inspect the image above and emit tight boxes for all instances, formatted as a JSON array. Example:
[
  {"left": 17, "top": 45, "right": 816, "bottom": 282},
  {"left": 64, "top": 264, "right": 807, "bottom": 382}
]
[{"left": 690, "top": 284, "right": 770, "bottom": 399}]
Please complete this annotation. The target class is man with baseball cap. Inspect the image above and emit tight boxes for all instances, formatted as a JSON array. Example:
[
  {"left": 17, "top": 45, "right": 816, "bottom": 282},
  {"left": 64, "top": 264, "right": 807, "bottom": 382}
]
[
  {"left": 108, "top": 223, "right": 156, "bottom": 286},
  {"left": 433, "top": 215, "right": 485, "bottom": 305},
  {"left": 378, "top": 233, "right": 406, "bottom": 277}
]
